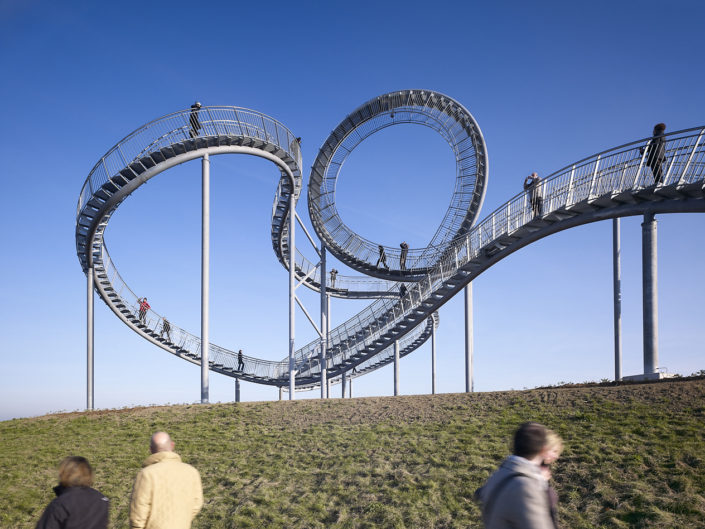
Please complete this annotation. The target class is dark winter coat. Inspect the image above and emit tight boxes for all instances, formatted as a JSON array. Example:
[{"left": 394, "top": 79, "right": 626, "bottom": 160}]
[{"left": 35, "top": 485, "right": 109, "bottom": 529}]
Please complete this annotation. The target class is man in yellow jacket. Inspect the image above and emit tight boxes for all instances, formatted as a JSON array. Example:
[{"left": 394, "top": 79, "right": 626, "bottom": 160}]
[{"left": 129, "top": 431, "right": 203, "bottom": 529}]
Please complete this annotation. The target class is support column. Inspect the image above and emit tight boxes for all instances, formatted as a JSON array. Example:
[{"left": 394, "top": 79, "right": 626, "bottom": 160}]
[
  {"left": 464, "top": 284, "right": 474, "bottom": 392},
  {"left": 235, "top": 379, "right": 241, "bottom": 403},
  {"left": 341, "top": 372, "right": 347, "bottom": 398},
  {"left": 288, "top": 187, "right": 296, "bottom": 399},
  {"left": 642, "top": 213, "right": 658, "bottom": 374},
  {"left": 394, "top": 339, "right": 400, "bottom": 396},
  {"left": 320, "top": 248, "right": 328, "bottom": 399},
  {"left": 431, "top": 319, "right": 436, "bottom": 395},
  {"left": 349, "top": 377, "right": 353, "bottom": 398},
  {"left": 201, "top": 153, "right": 210, "bottom": 404},
  {"left": 279, "top": 386, "right": 283, "bottom": 401},
  {"left": 613, "top": 218, "right": 622, "bottom": 382},
  {"left": 86, "top": 268, "right": 94, "bottom": 410}
]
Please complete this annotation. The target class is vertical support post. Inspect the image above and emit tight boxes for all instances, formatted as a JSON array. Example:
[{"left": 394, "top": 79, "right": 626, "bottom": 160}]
[
  {"left": 394, "top": 339, "right": 400, "bottom": 396},
  {"left": 349, "top": 376, "right": 353, "bottom": 398},
  {"left": 235, "top": 378, "right": 241, "bottom": 403},
  {"left": 201, "top": 153, "right": 210, "bottom": 404},
  {"left": 613, "top": 218, "right": 622, "bottom": 382},
  {"left": 464, "top": 284, "right": 474, "bottom": 392},
  {"left": 327, "top": 377, "right": 331, "bottom": 398},
  {"left": 278, "top": 387, "right": 283, "bottom": 401},
  {"left": 320, "top": 247, "right": 328, "bottom": 399},
  {"left": 86, "top": 268, "right": 94, "bottom": 410},
  {"left": 431, "top": 319, "right": 437, "bottom": 395},
  {"left": 642, "top": 213, "right": 658, "bottom": 374},
  {"left": 341, "top": 372, "right": 347, "bottom": 398},
  {"left": 288, "top": 184, "right": 296, "bottom": 399}
]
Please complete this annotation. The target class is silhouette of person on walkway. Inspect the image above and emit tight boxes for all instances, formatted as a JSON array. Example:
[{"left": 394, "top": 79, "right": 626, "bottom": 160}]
[
  {"left": 237, "top": 349, "right": 245, "bottom": 371},
  {"left": 400, "top": 241, "right": 409, "bottom": 270},
  {"left": 160, "top": 318, "right": 172, "bottom": 342},
  {"left": 376, "top": 245, "right": 389, "bottom": 269},
  {"left": 329, "top": 268, "right": 338, "bottom": 288},
  {"left": 399, "top": 284, "right": 407, "bottom": 298},
  {"left": 524, "top": 172, "right": 543, "bottom": 217},
  {"left": 137, "top": 297, "right": 150, "bottom": 325},
  {"left": 189, "top": 102, "right": 202, "bottom": 138},
  {"left": 640, "top": 123, "right": 667, "bottom": 184}
]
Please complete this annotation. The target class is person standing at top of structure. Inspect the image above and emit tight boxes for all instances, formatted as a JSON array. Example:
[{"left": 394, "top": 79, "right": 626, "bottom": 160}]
[
  {"left": 329, "top": 268, "right": 338, "bottom": 288},
  {"left": 137, "top": 297, "right": 150, "bottom": 325},
  {"left": 129, "top": 431, "right": 203, "bottom": 529},
  {"left": 640, "top": 123, "right": 667, "bottom": 184},
  {"left": 476, "top": 422, "right": 561, "bottom": 529},
  {"left": 189, "top": 102, "right": 202, "bottom": 138},
  {"left": 375, "top": 245, "right": 389, "bottom": 269},
  {"left": 524, "top": 172, "right": 543, "bottom": 217},
  {"left": 237, "top": 349, "right": 245, "bottom": 371},
  {"left": 35, "top": 456, "right": 109, "bottom": 529},
  {"left": 399, "top": 241, "right": 409, "bottom": 270}
]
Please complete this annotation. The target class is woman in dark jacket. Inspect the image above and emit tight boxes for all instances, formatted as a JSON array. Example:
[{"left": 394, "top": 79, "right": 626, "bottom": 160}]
[{"left": 36, "top": 456, "right": 108, "bottom": 529}]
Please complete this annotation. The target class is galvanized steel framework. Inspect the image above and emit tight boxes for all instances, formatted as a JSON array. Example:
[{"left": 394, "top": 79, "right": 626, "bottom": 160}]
[{"left": 75, "top": 93, "right": 705, "bottom": 407}]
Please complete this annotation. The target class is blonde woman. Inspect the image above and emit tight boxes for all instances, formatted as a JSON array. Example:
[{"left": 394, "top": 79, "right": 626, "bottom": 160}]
[{"left": 36, "top": 456, "right": 109, "bottom": 529}]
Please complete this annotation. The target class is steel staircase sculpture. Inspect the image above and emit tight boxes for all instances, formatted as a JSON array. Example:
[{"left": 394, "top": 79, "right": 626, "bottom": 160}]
[{"left": 75, "top": 93, "right": 705, "bottom": 391}]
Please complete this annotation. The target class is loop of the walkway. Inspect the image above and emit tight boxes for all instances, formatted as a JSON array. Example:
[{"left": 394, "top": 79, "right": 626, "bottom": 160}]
[{"left": 308, "top": 89, "right": 488, "bottom": 281}]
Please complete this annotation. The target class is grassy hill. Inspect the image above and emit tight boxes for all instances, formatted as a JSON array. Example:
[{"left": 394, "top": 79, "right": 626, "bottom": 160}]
[{"left": 1, "top": 378, "right": 704, "bottom": 528}]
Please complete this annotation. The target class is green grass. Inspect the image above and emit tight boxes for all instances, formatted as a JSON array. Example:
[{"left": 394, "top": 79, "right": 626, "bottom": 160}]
[{"left": 1, "top": 378, "right": 704, "bottom": 528}]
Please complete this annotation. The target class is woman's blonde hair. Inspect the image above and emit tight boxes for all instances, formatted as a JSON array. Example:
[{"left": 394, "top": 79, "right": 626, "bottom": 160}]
[
  {"left": 545, "top": 430, "right": 564, "bottom": 455},
  {"left": 58, "top": 456, "right": 94, "bottom": 487}
]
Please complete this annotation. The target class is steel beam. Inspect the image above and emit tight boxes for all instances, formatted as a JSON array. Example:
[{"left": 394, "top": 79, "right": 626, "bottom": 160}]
[
  {"left": 86, "top": 268, "right": 94, "bottom": 410},
  {"left": 320, "top": 247, "right": 328, "bottom": 398},
  {"left": 642, "top": 213, "right": 658, "bottom": 374},
  {"left": 201, "top": 153, "right": 210, "bottom": 403},
  {"left": 394, "top": 339, "right": 400, "bottom": 396},
  {"left": 613, "top": 218, "right": 622, "bottom": 381},
  {"left": 289, "top": 185, "right": 296, "bottom": 399},
  {"left": 465, "top": 284, "right": 473, "bottom": 392},
  {"left": 431, "top": 320, "right": 436, "bottom": 394}
]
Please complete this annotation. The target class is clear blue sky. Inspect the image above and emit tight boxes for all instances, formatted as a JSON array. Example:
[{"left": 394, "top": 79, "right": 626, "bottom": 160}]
[{"left": 1, "top": 0, "right": 703, "bottom": 420}]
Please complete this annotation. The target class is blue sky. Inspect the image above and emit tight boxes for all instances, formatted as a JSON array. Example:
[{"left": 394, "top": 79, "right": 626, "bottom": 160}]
[{"left": 1, "top": 0, "right": 703, "bottom": 420}]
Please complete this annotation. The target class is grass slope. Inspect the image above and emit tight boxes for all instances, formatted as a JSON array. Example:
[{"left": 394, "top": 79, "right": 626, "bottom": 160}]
[{"left": 1, "top": 378, "right": 704, "bottom": 528}]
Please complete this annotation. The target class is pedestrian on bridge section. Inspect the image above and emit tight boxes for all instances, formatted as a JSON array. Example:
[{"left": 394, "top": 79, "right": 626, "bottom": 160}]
[
  {"left": 189, "top": 102, "right": 202, "bottom": 138},
  {"left": 400, "top": 241, "right": 409, "bottom": 270},
  {"left": 36, "top": 456, "right": 109, "bottom": 529},
  {"left": 476, "top": 422, "right": 561, "bottom": 529},
  {"left": 237, "top": 349, "right": 245, "bottom": 371},
  {"left": 137, "top": 297, "right": 150, "bottom": 325},
  {"left": 524, "top": 172, "right": 543, "bottom": 217},
  {"left": 129, "top": 431, "right": 203, "bottom": 529},
  {"left": 330, "top": 268, "right": 338, "bottom": 288},
  {"left": 376, "top": 245, "right": 389, "bottom": 269},
  {"left": 160, "top": 318, "right": 171, "bottom": 342},
  {"left": 640, "top": 123, "right": 666, "bottom": 184}
]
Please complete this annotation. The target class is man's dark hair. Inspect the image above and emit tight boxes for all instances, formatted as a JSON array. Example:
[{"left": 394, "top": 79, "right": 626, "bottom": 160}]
[
  {"left": 513, "top": 422, "right": 547, "bottom": 458},
  {"left": 654, "top": 123, "right": 666, "bottom": 132}
]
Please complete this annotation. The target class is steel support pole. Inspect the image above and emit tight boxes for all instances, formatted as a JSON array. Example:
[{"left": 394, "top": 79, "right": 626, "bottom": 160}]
[
  {"left": 279, "top": 386, "right": 283, "bottom": 401},
  {"left": 288, "top": 191, "right": 296, "bottom": 399},
  {"left": 431, "top": 321, "right": 437, "bottom": 395},
  {"left": 349, "top": 377, "right": 353, "bottom": 398},
  {"left": 464, "top": 284, "right": 474, "bottom": 392},
  {"left": 320, "top": 247, "right": 328, "bottom": 399},
  {"left": 394, "top": 339, "right": 400, "bottom": 396},
  {"left": 235, "top": 379, "right": 241, "bottom": 403},
  {"left": 341, "top": 372, "right": 347, "bottom": 398},
  {"left": 642, "top": 213, "right": 658, "bottom": 374},
  {"left": 613, "top": 218, "right": 622, "bottom": 382},
  {"left": 86, "top": 268, "right": 94, "bottom": 410},
  {"left": 201, "top": 153, "right": 210, "bottom": 404}
]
